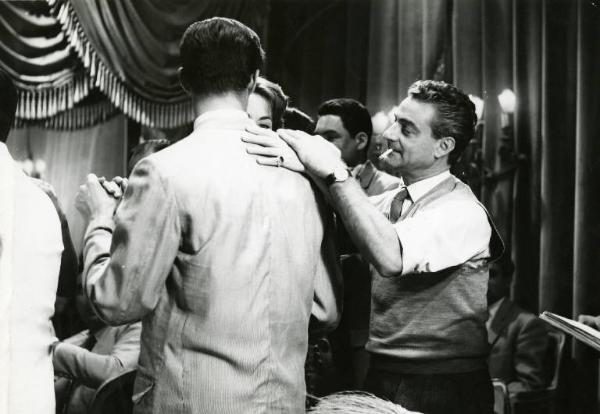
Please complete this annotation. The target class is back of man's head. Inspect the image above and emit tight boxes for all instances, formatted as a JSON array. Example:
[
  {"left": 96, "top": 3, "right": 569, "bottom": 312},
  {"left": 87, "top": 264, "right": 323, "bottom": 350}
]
[
  {"left": 318, "top": 98, "right": 372, "bottom": 143},
  {"left": 407, "top": 80, "right": 476, "bottom": 166},
  {"left": 179, "top": 17, "right": 264, "bottom": 97},
  {"left": 0, "top": 68, "right": 18, "bottom": 143}
]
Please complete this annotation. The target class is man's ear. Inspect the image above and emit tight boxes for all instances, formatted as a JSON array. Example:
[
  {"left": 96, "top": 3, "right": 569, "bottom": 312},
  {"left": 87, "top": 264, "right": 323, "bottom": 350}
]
[
  {"left": 354, "top": 132, "right": 369, "bottom": 151},
  {"left": 247, "top": 69, "right": 260, "bottom": 93},
  {"left": 434, "top": 136, "right": 455, "bottom": 159},
  {"left": 178, "top": 67, "right": 191, "bottom": 94}
]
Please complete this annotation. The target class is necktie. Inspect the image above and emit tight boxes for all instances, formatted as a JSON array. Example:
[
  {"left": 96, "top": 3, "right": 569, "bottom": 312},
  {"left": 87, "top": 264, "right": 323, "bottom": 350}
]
[{"left": 389, "top": 187, "right": 409, "bottom": 223}]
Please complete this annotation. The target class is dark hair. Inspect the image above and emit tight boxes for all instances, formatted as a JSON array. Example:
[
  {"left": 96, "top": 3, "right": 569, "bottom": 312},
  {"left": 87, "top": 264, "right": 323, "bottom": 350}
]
[
  {"left": 179, "top": 17, "right": 265, "bottom": 96},
  {"left": 318, "top": 98, "right": 372, "bottom": 148},
  {"left": 253, "top": 77, "right": 288, "bottom": 130},
  {"left": 407, "top": 80, "right": 476, "bottom": 166},
  {"left": 495, "top": 253, "right": 516, "bottom": 280},
  {"left": 128, "top": 139, "right": 171, "bottom": 175},
  {"left": 283, "top": 107, "right": 315, "bottom": 134},
  {"left": 0, "top": 68, "right": 18, "bottom": 143}
]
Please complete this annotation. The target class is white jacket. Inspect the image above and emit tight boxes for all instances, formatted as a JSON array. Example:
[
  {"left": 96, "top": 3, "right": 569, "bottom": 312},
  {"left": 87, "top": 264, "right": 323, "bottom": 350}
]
[{"left": 0, "top": 142, "right": 62, "bottom": 414}]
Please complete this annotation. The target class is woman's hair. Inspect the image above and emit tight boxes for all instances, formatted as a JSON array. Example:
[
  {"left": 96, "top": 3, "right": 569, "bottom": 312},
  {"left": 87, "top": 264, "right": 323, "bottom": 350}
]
[
  {"left": 252, "top": 76, "right": 288, "bottom": 130},
  {"left": 283, "top": 107, "right": 315, "bottom": 133}
]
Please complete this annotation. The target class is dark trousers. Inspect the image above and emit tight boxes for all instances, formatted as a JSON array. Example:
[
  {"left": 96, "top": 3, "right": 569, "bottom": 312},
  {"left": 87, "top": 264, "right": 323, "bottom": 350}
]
[{"left": 364, "top": 367, "right": 494, "bottom": 414}]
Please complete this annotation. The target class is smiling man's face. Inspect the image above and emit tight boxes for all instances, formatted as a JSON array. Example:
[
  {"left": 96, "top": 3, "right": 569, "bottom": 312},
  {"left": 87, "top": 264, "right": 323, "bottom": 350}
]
[{"left": 380, "top": 97, "right": 440, "bottom": 181}]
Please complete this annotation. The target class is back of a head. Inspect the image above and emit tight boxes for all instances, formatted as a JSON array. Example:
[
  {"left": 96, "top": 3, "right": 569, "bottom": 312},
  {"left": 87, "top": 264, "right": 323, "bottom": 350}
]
[
  {"left": 127, "top": 139, "right": 171, "bottom": 176},
  {"left": 407, "top": 80, "right": 477, "bottom": 166},
  {"left": 253, "top": 76, "right": 288, "bottom": 130},
  {"left": 283, "top": 107, "right": 315, "bottom": 134},
  {"left": 318, "top": 98, "right": 372, "bottom": 142},
  {"left": 309, "top": 392, "right": 421, "bottom": 414},
  {"left": 495, "top": 252, "right": 516, "bottom": 280},
  {"left": 179, "top": 17, "right": 265, "bottom": 96},
  {"left": 0, "top": 68, "right": 18, "bottom": 143}
]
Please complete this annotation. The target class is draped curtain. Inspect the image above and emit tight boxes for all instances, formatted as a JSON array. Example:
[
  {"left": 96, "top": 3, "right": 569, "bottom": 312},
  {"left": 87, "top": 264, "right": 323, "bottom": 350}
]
[
  {"left": 0, "top": 1, "right": 116, "bottom": 128},
  {"left": 1, "top": 0, "right": 269, "bottom": 129},
  {"left": 48, "top": 0, "right": 269, "bottom": 128},
  {"left": 265, "top": 0, "right": 371, "bottom": 117},
  {"left": 6, "top": 116, "right": 127, "bottom": 252},
  {"left": 367, "top": 0, "right": 600, "bottom": 411}
]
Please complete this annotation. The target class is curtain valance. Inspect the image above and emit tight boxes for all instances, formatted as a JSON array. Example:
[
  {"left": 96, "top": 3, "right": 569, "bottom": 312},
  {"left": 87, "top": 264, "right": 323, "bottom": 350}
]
[
  {"left": 47, "top": 0, "right": 268, "bottom": 128},
  {"left": 2, "top": 0, "right": 268, "bottom": 129},
  {"left": 0, "top": 1, "right": 97, "bottom": 124}
]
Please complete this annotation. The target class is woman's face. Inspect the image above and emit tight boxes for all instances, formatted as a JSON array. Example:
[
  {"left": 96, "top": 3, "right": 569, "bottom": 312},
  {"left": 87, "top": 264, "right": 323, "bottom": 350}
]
[{"left": 247, "top": 93, "right": 273, "bottom": 130}]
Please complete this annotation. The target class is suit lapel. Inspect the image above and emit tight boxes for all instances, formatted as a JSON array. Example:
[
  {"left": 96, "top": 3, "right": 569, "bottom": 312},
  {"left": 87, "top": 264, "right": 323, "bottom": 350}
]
[{"left": 489, "top": 299, "right": 517, "bottom": 347}]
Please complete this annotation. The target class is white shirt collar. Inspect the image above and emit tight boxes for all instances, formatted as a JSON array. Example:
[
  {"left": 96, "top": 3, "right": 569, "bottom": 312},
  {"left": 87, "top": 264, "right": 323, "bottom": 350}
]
[
  {"left": 0, "top": 141, "right": 8, "bottom": 157},
  {"left": 193, "top": 109, "right": 250, "bottom": 131},
  {"left": 406, "top": 169, "right": 451, "bottom": 203}
]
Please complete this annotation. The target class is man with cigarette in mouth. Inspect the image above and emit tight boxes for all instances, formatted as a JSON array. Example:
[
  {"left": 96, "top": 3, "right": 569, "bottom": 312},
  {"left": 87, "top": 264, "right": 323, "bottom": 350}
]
[{"left": 243, "top": 80, "right": 503, "bottom": 414}]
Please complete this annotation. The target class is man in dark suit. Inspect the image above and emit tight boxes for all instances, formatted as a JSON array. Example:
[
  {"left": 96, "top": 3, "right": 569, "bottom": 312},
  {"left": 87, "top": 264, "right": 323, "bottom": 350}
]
[
  {"left": 487, "top": 256, "right": 549, "bottom": 395},
  {"left": 76, "top": 18, "right": 341, "bottom": 414}
]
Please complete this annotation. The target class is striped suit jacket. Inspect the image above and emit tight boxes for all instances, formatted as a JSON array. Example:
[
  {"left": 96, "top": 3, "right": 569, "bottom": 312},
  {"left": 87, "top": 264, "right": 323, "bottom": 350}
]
[{"left": 83, "top": 109, "right": 342, "bottom": 414}]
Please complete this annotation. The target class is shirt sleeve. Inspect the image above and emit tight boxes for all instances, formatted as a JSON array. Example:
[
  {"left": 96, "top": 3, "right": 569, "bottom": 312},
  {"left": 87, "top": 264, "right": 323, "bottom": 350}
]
[
  {"left": 395, "top": 199, "right": 492, "bottom": 275},
  {"left": 83, "top": 159, "right": 180, "bottom": 325}
]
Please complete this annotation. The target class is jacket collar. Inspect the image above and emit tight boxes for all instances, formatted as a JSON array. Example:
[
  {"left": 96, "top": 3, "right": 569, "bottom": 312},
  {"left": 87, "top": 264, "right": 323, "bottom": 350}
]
[
  {"left": 193, "top": 109, "right": 251, "bottom": 131},
  {"left": 354, "top": 161, "right": 377, "bottom": 190}
]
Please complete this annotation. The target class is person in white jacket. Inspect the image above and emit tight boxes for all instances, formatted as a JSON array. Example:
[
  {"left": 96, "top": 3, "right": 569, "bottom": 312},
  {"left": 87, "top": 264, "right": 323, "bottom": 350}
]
[{"left": 0, "top": 68, "right": 63, "bottom": 414}]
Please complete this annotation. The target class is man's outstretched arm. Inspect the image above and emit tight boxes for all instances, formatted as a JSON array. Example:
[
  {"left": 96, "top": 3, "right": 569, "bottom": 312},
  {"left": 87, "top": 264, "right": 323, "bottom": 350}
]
[{"left": 79, "top": 160, "right": 180, "bottom": 325}]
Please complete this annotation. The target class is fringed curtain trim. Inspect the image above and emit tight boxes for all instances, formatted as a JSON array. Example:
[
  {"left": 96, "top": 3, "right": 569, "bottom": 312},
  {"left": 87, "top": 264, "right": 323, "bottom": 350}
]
[
  {"left": 15, "top": 98, "right": 117, "bottom": 130},
  {"left": 48, "top": 0, "right": 193, "bottom": 129},
  {"left": 14, "top": 70, "right": 92, "bottom": 120}
]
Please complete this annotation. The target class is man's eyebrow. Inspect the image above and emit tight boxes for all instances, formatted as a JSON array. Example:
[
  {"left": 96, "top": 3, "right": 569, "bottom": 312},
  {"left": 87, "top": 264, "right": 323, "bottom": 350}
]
[
  {"left": 315, "top": 128, "right": 338, "bottom": 135},
  {"left": 398, "top": 117, "right": 419, "bottom": 133},
  {"left": 258, "top": 115, "right": 271, "bottom": 121}
]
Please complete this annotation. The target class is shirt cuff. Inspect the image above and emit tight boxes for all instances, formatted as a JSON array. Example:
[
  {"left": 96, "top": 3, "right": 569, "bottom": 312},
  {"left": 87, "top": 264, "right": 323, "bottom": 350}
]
[
  {"left": 85, "top": 215, "right": 115, "bottom": 239},
  {"left": 395, "top": 227, "right": 419, "bottom": 275}
]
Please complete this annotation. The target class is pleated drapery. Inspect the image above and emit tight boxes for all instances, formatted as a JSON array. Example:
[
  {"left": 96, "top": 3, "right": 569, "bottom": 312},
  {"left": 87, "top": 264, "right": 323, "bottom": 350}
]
[
  {"left": 6, "top": 116, "right": 127, "bottom": 252},
  {"left": 0, "top": 1, "right": 112, "bottom": 128},
  {"left": 47, "top": 0, "right": 269, "bottom": 128},
  {"left": 367, "top": 0, "right": 600, "bottom": 411},
  {"left": 1, "top": 0, "right": 269, "bottom": 130}
]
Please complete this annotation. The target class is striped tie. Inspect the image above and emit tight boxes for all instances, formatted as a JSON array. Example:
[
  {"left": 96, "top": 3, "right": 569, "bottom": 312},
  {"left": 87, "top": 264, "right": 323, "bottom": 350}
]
[{"left": 389, "top": 186, "right": 409, "bottom": 223}]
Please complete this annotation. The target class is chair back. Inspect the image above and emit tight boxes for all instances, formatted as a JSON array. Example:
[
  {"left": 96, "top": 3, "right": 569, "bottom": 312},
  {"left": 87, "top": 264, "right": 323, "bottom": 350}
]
[
  {"left": 89, "top": 369, "right": 137, "bottom": 414},
  {"left": 546, "top": 330, "right": 566, "bottom": 391},
  {"left": 492, "top": 378, "right": 511, "bottom": 414},
  {"left": 511, "top": 329, "right": 566, "bottom": 414}
]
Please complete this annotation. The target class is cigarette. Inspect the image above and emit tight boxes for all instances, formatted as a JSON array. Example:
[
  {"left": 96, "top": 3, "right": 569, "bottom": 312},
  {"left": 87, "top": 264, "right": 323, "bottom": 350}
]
[{"left": 378, "top": 149, "right": 393, "bottom": 160}]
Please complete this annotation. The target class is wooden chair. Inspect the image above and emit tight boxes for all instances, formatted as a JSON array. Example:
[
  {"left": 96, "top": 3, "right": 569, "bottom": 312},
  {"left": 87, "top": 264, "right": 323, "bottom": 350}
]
[
  {"left": 88, "top": 369, "right": 137, "bottom": 414},
  {"left": 511, "top": 330, "right": 566, "bottom": 414},
  {"left": 492, "top": 379, "right": 511, "bottom": 414}
]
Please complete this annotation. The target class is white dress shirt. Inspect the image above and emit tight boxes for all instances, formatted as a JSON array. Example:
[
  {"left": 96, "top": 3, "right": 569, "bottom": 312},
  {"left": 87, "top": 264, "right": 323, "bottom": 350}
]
[{"left": 371, "top": 170, "right": 492, "bottom": 275}]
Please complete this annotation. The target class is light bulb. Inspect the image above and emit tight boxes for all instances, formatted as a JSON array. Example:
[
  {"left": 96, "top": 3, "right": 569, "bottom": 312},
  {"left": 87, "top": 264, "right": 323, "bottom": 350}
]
[{"left": 497, "top": 89, "right": 516, "bottom": 114}]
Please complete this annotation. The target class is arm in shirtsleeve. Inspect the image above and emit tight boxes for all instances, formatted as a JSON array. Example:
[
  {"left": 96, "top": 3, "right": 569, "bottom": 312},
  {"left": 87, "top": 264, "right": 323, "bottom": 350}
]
[
  {"left": 394, "top": 199, "right": 492, "bottom": 276},
  {"left": 83, "top": 159, "right": 180, "bottom": 325}
]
